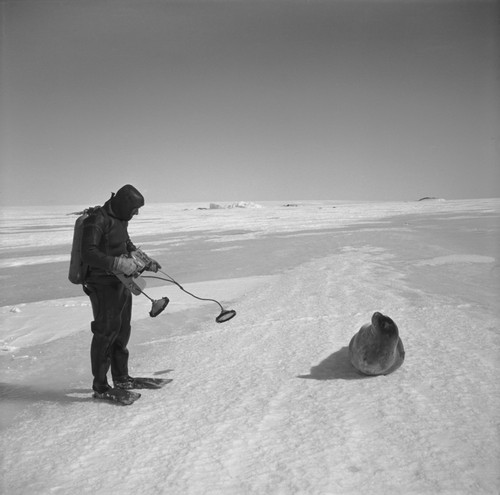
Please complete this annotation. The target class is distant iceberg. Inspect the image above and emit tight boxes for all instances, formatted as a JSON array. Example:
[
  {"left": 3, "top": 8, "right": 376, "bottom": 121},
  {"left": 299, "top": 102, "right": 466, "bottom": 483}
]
[
  {"left": 418, "top": 197, "right": 446, "bottom": 202},
  {"left": 209, "top": 202, "right": 263, "bottom": 209}
]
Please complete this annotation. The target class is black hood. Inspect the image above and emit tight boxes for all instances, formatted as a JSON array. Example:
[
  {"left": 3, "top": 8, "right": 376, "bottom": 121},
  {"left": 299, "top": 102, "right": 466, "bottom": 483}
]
[{"left": 109, "top": 184, "right": 145, "bottom": 221}]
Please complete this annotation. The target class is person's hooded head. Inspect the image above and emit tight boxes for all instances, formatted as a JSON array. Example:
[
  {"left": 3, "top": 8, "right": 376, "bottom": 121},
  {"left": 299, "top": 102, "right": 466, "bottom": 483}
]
[{"left": 109, "top": 184, "right": 145, "bottom": 221}]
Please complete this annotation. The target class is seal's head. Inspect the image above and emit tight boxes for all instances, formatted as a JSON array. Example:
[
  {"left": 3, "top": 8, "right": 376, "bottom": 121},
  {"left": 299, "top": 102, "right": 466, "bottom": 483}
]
[
  {"left": 371, "top": 312, "right": 398, "bottom": 337},
  {"left": 110, "top": 184, "right": 145, "bottom": 221}
]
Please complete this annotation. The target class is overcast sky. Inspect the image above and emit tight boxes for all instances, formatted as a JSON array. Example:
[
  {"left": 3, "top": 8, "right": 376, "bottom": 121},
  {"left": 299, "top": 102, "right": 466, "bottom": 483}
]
[{"left": 1, "top": 0, "right": 498, "bottom": 206}]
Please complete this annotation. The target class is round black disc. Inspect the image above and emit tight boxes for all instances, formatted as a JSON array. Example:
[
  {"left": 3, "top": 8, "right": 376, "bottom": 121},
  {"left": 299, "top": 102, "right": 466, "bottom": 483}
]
[{"left": 216, "top": 309, "right": 236, "bottom": 323}]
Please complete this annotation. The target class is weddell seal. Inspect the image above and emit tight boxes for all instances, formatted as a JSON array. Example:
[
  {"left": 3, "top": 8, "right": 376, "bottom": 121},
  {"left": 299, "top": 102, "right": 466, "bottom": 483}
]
[{"left": 348, "top": 312, "right": 405, "bottom": 376}]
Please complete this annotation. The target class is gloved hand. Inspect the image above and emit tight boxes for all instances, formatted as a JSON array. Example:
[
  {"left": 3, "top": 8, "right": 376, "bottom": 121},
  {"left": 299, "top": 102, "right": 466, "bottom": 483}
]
[
  {"left": 147, "top": 258, "right": 162, "bottom": 273},
  {"left": 129, "top": 249, "right": 161, "bottom": 273},
  {"left": 113, "top": 255, "right": 139, "bottom": 276}
]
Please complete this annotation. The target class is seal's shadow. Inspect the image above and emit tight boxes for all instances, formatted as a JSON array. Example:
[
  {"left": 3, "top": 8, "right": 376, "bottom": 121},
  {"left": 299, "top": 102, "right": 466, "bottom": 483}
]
[{"left": 298, "top": 346, "right": 368, "bottom": 380}]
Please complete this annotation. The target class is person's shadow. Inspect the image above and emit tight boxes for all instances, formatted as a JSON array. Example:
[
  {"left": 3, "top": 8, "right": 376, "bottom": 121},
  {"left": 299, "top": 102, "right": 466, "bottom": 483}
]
[
  {"left": 298, "top": 346, "right": 369, "bottom": 380},
  {"left": 0, "top": 370, "right": 174, "bottom": 407},
  {"left": 0, "top": 382, "right": 93, "bottom": 405}
]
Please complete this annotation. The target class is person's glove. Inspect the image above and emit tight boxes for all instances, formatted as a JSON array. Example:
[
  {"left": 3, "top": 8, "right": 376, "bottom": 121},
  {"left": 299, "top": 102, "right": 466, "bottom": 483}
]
[
  {"left": 147, "top": 258, "right": 162, "bottom": 273},
  {"left": 113, "top": 255, "right": 139, "bottom": 276},
  {"left": 130, "top": 249, "right": 161, "bottom": 273}
]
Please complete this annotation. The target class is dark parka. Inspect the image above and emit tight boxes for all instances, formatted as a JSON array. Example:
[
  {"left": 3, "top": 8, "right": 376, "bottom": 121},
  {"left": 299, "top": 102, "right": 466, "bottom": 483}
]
[{"left": 81, "top": 185, "right": 144, "bottom": 285}]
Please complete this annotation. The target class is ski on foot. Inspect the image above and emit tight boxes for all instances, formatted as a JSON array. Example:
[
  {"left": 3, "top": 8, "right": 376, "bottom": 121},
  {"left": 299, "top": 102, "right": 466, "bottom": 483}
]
[
  {"left": 114, "top": 377, "right": 173, "bottom": 390},
  {"left": 93, "top": 388, "right": 141, "bottom": 405}
]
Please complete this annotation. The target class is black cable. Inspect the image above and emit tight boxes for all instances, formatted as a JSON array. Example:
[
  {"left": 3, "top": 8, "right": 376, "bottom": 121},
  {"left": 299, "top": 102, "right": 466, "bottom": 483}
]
[{"left": 141, "top": 271, "right": 224, "bottom": 311}]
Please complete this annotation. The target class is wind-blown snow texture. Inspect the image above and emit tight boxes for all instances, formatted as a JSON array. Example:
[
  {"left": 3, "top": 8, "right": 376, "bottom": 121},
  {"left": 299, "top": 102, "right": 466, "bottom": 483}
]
[{"left": 1, "top": 199, "right": 499, "bottom": 494}]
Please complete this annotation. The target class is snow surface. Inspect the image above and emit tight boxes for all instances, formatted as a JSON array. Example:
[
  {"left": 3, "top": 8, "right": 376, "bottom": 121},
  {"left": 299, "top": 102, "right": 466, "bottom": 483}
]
[{"left": 1, "top": 199, "right": 499, "bottom": 494}]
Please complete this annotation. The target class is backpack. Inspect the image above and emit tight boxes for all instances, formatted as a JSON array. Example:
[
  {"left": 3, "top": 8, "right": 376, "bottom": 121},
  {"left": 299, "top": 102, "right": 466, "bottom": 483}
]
[{"left": 68, "top": 206, "right": 101, "bottom": 284}]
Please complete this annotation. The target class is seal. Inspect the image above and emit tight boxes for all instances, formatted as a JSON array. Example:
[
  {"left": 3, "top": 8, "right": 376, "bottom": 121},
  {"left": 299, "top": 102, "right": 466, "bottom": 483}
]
[{"left": 348, "top": 312, "right": 405, "bottom": 376}]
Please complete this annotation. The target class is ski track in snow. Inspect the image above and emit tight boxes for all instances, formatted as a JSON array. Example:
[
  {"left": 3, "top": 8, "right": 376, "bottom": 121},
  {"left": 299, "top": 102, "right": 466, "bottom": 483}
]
[{"left": 1, "top": 199, "right": 499, "bottom": 494}]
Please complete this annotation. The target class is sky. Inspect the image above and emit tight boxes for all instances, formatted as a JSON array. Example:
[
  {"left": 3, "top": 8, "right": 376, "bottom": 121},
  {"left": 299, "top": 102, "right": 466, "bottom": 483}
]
[{"left": 0, "top": 0, "right": 499, "bottom": 206}]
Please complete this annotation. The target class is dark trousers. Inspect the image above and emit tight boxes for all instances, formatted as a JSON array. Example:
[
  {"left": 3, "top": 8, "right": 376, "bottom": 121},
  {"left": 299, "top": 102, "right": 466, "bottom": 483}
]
[{"left": 86, "top": 282, "right": 132, "bottom": 393}]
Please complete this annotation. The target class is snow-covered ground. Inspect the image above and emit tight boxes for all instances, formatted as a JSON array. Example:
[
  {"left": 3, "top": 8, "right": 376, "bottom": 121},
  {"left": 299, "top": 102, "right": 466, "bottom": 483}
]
[{"left": 1, "top": 199, "right": 499, "bottom": 494}]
